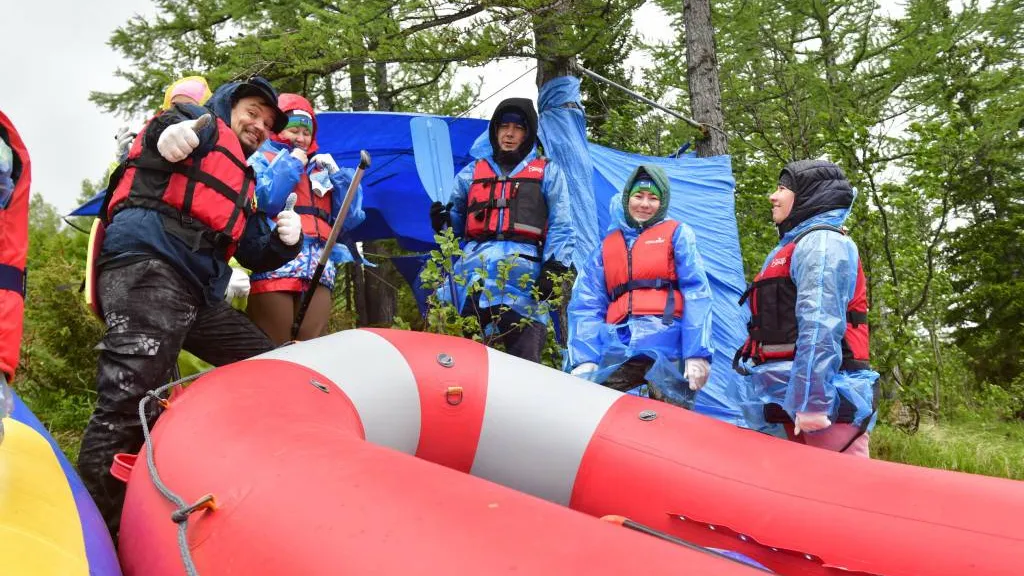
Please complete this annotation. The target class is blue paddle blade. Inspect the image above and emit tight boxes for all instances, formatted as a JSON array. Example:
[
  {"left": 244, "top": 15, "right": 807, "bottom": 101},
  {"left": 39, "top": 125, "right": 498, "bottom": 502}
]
[{"left": 410, "top": 116, "right": 455, "bottom": 204}]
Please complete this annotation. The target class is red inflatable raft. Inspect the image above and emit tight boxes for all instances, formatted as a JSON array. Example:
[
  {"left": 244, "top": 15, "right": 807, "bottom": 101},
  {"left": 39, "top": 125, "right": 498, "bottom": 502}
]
[{"left": 117, "top": 329, "right": 1024, "bottom": 575}]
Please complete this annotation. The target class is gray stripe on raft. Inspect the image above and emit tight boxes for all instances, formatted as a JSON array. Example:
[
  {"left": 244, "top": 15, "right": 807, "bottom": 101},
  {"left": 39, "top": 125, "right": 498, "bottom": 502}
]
[
  {"left": 471, "top": 348, "right": 620, "bottom": 506},
  {"left": 252, "top": 330, "right": 421, "bottom": 455}
]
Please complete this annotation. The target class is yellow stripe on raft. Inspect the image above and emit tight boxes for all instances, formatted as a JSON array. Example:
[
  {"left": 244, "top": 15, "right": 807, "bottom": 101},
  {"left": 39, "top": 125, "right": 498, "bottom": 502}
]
[{"left": 0, "top": 418, "right": 89, "bottom": 576}]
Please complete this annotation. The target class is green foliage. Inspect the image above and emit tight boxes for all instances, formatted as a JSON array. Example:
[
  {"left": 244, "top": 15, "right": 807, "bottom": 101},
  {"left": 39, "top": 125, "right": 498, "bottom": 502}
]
[
  {"left": 417, "top": 228, "right": 570, "bottom": 368},
  {"left": 649, "top": 0, "right": 1024, "bottom": 414},
  {"left": 18, "top": 189, "right": 107, "bottom": 461},
  {"left": 873, "top": 419, "right": 1024, "bottom": 480}
]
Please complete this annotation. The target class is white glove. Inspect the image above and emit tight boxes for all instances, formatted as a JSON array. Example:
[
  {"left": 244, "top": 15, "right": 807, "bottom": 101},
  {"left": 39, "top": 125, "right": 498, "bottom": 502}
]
[
  {"left": 115, "top": 125, "right": 136, "bottom": 157},
  {"left": 570, "top": 362, "right": 598, "bottom": 377},
  {"left": 793, "top": 411, "right": 832, "bottom": 435},
  {"left": 311, "top": 153, "right": 340, "bottom": 175},
  {"left": 157, "top": 114, "right": 211, "bottom": 163},
  {"left": 683, "top": 357, "right": 711, "bottom": 391},
  {"left": 225, "top": 267, "right": 250, "bottom": 301},
  {"left": 275, "top": 193, "right": 302, "bottom": 246},
  {"left": 290, "top": 148, "right": 308, "bottom": 166}
]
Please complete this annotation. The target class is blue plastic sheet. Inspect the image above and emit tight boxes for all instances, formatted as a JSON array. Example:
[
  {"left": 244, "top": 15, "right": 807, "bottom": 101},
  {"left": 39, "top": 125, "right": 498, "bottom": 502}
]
[
  {"left": 538, "top": 77, "right": 599, "bottom": 271},
  {"left": 70, "top": 112, "right": 490, "bottom": 253}
]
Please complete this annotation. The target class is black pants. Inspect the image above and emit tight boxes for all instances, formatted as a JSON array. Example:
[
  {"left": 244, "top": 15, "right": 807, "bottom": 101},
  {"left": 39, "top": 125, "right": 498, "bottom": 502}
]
[
  {"left": 77, "top": 258, "right": 274, "bottom": 539},
  {"left": 470, "top": 305, "right": 547, "bottom": 363}
]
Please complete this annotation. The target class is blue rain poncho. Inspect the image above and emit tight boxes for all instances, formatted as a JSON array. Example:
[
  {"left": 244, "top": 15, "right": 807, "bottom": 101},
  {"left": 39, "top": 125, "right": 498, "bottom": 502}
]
[
  {"left": 738, "top": 207, "right": 879, "bottom": 431},
  {"left": 567, "top": 165, "right": 714, "bottom": 406},
  {"left": 249, "top": 138, "right": 366, "bottom": 267},
  {"left": 437, "top": 150, "right": 575, "bottom": 324}
]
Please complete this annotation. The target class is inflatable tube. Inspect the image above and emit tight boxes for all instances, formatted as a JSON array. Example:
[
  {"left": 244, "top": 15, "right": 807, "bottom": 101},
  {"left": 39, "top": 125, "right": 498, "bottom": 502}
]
[
  {"left": 0, "top": 391, "right": 121, "bottom": 575},
  {"left": 84, "top": 218, "right": 105, "bottom": 320},
  {"left": 119, "top": 329, "right": 1024, "bottom": 575}
]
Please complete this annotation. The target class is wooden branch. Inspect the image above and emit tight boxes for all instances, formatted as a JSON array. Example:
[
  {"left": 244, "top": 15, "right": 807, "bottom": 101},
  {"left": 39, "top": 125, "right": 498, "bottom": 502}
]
[{"left": 400, "top": 4, "right": 486, "bottom": 36}]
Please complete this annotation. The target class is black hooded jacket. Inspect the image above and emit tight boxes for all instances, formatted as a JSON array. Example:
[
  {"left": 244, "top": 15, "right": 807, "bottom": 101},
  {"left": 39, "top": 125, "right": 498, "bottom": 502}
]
[
  {"left": 489, "top": 98, "right": 539, "bottom": 174},
  {"left": 100, "top": 81, "right": 300, "bottom": 303},
  {"left": 776, "top": 159, "right": 854, "bottom": 237}
]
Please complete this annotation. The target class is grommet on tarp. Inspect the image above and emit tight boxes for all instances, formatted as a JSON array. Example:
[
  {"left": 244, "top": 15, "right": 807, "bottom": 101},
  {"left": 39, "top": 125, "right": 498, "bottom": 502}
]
[
  {"left": 171, "top": 493, "right": 217, "bottom": 524},
  {"left": 309, "top": 378, "right": 330, "bottom": 393},
  {"left": 446, "top": 386, "right": 464, "bottom": 405},
  {"left": 437, "top": 353, "right": 454, "bottom": 368},
  {"left": 638, "top": 409, "right": 658, "bottom": 421}
]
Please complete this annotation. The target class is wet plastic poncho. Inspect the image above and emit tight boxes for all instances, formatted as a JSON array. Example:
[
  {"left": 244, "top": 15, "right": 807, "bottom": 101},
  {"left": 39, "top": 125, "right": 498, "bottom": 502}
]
[
  {"left": 738, "top": 207, "right": 879, "bottom": 431},
  {"left": 438, "top": 150, "right": 574, "bottom": 324},
  {"left": 537, "top": 76, "right": 598, "bottom": 271},
  {"left": 566, "top": 166, "right": 714, "bottom": 405},
  {"left": 249, "top": 138, "right": 366, "bottom": 272}
]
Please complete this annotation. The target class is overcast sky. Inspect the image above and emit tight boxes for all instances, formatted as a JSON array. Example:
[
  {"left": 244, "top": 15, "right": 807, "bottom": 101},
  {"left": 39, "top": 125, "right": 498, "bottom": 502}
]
[{"left": 2, "top": 1, "right": 673, "bottom": 215}]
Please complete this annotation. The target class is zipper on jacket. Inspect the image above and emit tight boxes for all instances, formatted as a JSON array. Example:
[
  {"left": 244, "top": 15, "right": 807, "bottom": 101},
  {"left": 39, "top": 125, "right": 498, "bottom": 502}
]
[{"left": 496, "top": 177, "right": 507, "bottom": 235}]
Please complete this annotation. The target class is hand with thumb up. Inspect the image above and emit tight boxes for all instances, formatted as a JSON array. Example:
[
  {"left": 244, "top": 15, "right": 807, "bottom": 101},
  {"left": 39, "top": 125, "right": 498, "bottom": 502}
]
[
  {"left": 157, "top": 114, "right": 212, "bottom": 163},
  {"left": 275, "top": 193, "right": 302, "bottom": 246}
]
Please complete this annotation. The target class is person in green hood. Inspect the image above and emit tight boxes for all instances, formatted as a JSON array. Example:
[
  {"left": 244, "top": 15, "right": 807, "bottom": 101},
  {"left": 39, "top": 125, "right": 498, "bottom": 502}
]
[{"left": 566, "top": 165, "right": 714, "bottom": 407}]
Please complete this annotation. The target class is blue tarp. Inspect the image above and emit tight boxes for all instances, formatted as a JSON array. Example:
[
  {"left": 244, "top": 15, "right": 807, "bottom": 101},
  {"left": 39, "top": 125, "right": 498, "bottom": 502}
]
[
  {"left": 69, "top": 112, "right": 490, "bottom": 253},
  {"left": 70, "top": 97, "right": 749, "bottom": 425}
]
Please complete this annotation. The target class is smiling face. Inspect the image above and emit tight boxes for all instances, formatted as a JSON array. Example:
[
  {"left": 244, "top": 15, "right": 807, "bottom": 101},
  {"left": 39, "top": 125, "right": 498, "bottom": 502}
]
[
  {"left": 279, "top": 126, "right": 312, "bottom": 151},
  {"left": 770, "top": 185, "right": 796, "bottom": 224},
  {"left": 230, "top": 96, "right": 277, "bottom": 156},
  {"left": 628, "top": 190, "right": 662, "bottom": 223},
  {"left": 496, "top": 122, "right": 527, "bottom": 152}
]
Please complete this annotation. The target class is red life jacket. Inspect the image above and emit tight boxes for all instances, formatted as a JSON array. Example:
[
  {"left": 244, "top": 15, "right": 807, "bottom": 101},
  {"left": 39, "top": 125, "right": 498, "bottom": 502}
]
[
  {"left": 0, "top": 111, "right": 30, "bottom": 381},
  {"left": 735, "top": 224, "right": 870, "bottom": 372},
  {"left": 601, "top": 220, "right": 684, "bottom": 325},
  {"left": 104, "top": 115, "right": 255, "bottom": 260},
  {"left": 262, "top": 150, "right": 333, "bottom": 241},
  {"left": 464, "top": 158, "right": 548, "bottom": 244}
]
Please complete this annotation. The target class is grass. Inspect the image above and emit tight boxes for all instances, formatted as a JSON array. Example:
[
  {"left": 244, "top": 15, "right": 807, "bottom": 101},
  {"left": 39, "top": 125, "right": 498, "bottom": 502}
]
[{"left": 872, "top": 418, "right": 1024, "bottom": 480}]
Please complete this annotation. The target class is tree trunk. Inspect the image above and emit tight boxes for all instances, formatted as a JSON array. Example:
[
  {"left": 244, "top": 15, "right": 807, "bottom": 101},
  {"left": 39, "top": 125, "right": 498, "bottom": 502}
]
[
  {"left": 349, "top": 261, "right": 369, "bottom": 326},
  {"left": 362, "top": 241, "right": 397, "bottom": 327},
  {"left": 533, "top": 1, "right": 575, "bottom": 88},
  {"left": 683, "top": 0, "right": 727, "bottom": 157},
  {"left": 348, "top": 58, "right": 390, "bottom": 327},
  {"left": 350, "top": 58, "right": 370, "bottom": 112}
]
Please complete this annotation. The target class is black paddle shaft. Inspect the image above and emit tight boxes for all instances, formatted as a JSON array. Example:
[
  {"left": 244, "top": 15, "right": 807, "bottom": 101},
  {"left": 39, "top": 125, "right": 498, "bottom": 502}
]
[{"left": 291, "top": 150, "right": 371, "bottom": 340}]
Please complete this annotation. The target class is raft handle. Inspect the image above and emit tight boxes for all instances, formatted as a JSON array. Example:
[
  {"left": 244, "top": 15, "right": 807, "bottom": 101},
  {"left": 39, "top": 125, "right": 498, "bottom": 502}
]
[
  {"left": 110, "top": 453, "right": 138, "bottom": 483},
  {"left": 446, "top": 386, "right": 464, "bottom": 405}
]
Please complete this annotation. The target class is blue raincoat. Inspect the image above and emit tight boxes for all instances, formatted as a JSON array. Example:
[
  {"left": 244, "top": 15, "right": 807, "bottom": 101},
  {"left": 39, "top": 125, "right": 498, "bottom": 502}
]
[
  {"left": 738, "top": 207, "right": 879, "bottom": 431},
  {"left": 438, "top": 150, "right": 575, "bottom": 324},
  {"left": 567, "top": 192, "right": 714, "bottom": 405},
  {"left": 249, "top": 138, "right": 367, "bottom": 271}
]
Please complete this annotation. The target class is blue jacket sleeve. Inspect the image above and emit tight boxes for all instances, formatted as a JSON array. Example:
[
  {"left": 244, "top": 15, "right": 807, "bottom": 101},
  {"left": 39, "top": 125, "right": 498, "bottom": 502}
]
[
  {"left": 673, "top": 223, "right": 714, "bottom": 361},
  {"left": 447, "top": 162, "right": 475, "bottom": 236},
  {"left": 252, "top": 151, "right": 302, "bottom": 217},
  {"left": 566, "top": 245, "right": 610, "bottom": 367},
  {"left": 541, "top": 161, "right": 575, "bottom": 266},
  {"left": 784, "top": 230, "right": 856, "bottom": 415},
  {"left": 328, "top": 167, "right": 366, "bottom": 230}
]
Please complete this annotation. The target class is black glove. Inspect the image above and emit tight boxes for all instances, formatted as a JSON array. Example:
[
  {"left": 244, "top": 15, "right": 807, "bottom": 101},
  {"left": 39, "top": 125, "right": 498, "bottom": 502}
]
[
  {"left": 429, "top": 201, "right": 453, "bottom": 233},
  {"left": 536, "top": 260, "right": 570, "bottom": 302}
]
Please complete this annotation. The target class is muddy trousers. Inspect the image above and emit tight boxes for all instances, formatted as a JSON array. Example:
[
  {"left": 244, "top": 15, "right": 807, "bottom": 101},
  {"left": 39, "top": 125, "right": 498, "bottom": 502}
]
[{"left": 77, "top": 258, "right": 274, "bottom": 540}]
